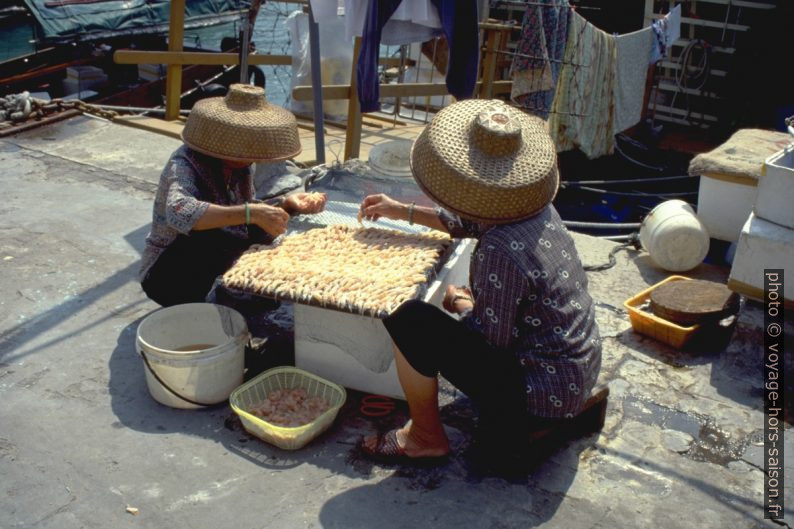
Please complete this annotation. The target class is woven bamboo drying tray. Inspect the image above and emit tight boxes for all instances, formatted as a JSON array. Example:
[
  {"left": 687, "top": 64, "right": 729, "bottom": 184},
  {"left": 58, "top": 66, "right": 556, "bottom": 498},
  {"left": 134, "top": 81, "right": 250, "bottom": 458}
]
[{"left": 221, "top": 224, "right": 452, "bottom": 318}]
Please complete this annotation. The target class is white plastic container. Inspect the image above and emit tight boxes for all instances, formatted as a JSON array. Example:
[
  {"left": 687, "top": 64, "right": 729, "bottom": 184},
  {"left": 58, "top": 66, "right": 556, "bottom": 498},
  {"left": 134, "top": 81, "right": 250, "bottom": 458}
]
[
  {"left": 728, "top": 212, "right": 794, "bottom": 305},
  {"left": 757, "top": 148, "right": 794, "bottom": 229},
  {"left": 135, "top": 303, "right": 248, "bottom": 409},
  {"left": 639, "top": 199, "right": 710, "bottom": 272},
  {"left": 368, "top": 140, "right": 413, "bottom": 177},
  {"left": 696, "top": 173, "right": 757, "bottom": 242},
  {"left": 294, "top": 239, "right": 474, "bottom": 399}
]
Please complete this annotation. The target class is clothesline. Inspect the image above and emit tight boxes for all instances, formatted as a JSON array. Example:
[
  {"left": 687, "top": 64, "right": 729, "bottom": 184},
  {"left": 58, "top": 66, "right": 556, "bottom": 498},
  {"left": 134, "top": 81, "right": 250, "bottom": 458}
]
[
  {"left": 494, "top": 48, "right": 589, "bottom": 68},
  {"left": 491, "top": 0, "right": 601, "bottom": 11},
  {"left": 508, "top": 104, "right": 590, "bottom": 118}
]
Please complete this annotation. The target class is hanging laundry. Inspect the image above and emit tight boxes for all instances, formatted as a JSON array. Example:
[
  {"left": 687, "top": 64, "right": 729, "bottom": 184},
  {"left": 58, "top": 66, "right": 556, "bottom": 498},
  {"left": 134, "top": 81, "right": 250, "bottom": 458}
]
[
  {"left": 614, "top": 26, "right": 653, "bottom": 132},
  {"left": 310, "top": 0, "right": 339, "bottom": 19},
  {"left": 344, "top": 0, "right": 441, "bottom": 44},
  {"left": 650, "top": 4, "right": 681, "bottom": 64},
  {"left": 510, "top": 0, "right": 570, "bottom": 119},
  {"left": 356, "top": 0, "right": 479, "bottom": 113},
  {"left": 548, "top": 11, "right": 617, "bottom": 159}
]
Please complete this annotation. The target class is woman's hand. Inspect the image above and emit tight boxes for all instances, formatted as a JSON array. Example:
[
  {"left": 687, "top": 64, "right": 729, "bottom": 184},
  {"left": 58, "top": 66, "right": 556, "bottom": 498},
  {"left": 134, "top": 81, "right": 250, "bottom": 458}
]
[
  {"left": 443, "top": 284, "right": 474, "bottom": 314},
  {"left": 249, "top": 203, "right": 290, "bottom": 237},
  {"left": 359, "top": 194, "right": 405, "bottom": 222},
  {"left": 284, "top": 192, "right": 327, "bottom": 215}
]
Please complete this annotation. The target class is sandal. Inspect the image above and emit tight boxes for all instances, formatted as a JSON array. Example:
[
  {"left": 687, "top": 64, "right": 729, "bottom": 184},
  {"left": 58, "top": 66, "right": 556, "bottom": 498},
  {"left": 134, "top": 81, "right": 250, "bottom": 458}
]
[{"left": 358, "top": 429, "right": 449, "bottom": 467}]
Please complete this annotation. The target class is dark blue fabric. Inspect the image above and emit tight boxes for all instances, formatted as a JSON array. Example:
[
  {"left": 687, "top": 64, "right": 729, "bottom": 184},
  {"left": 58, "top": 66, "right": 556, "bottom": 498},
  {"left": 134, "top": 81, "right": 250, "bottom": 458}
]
[{"left": 356, "top": 0, "right": 480, "bottom": 113}]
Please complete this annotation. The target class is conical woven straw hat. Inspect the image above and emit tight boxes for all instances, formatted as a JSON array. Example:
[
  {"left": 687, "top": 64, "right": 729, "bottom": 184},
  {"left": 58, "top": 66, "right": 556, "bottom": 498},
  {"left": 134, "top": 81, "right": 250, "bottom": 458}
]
[
  {"left": 182, "top": 84, "right": 301, "bottom": 163},
  {"left": 410, "top": 99, "right": 559, "bottom": 223}
]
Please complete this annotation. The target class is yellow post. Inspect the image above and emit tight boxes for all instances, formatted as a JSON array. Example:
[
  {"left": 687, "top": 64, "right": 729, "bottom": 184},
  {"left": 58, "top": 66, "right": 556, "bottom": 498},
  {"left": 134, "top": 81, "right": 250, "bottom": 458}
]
[
  {"left": 479, "top": 24, "right": 508, "bottom": 99},
  {"left": 164, "top": 0, "right": 186, "bottom": 121}
]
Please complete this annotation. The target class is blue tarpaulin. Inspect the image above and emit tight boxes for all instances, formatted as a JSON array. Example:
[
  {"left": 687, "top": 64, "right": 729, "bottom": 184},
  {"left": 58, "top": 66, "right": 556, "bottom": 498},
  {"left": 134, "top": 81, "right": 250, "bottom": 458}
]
[{"left": 22, "top": 0, "right": 250, "bottom": 42}]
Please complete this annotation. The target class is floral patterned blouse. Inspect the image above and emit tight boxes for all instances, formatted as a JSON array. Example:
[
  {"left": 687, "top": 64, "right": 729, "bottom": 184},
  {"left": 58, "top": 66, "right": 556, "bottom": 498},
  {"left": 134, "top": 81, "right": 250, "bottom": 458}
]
[
  {"left": 139, "top": 146, "right": 255, "bottom": 281},
  {"left": 438, "top": 206, "right": 602, "bottom": 418}
]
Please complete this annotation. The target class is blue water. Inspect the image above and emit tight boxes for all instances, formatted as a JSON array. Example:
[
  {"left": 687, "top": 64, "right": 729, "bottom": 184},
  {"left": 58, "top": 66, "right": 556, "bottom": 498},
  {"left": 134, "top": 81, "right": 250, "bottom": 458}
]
[{"left": 185, "top": 2, "right": 295, "bottom": 108}]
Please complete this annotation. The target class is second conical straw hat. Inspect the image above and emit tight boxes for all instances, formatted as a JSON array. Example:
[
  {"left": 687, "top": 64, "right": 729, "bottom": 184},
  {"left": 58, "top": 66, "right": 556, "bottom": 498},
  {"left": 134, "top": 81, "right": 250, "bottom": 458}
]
[{"left": 410, "top": 99, "right": 559, "bottom": 223}]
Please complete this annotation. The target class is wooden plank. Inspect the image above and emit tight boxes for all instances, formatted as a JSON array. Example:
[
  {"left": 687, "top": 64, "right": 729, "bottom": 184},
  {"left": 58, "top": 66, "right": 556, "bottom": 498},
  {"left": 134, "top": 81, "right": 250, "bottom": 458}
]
[
  {"left": 479, "top": 27, "right": 502, "bottom": 99},
  {"left": 364, "top": 113, "right": 407, "bottom": 126},
  {"left": 656, "top": 81, "right": 723, "bottom": 98},
  {"left": 478, "top": 21, "right": 516, "bottom": 31},
  {"left": 652, "top": 103, "right": 718, "bottom": 122},
  {"left": 164, "top": 0, "right": 185, "bottom": 121},
  {"left": 672, "top": 39, "right": 735, "bottom": 54},
  {"left": 659, "top": 60, "right": 727, "bottom": 77},
  {"left": 113, "top": 115, "right": 185, "bottom": 139},
  {"left": 292, "top": 80, "right": 512, "bottom": 101},
  {"left": 115, "top": 50, "right": 292, "bottom": 66},
  {"left": 114, "top": 50, "right": 410, "bottom": 68},
  {"left": 0, "top": 110, "right": 81, "bottom": 138},
  {"left": 344, "top": 37, "right": 362, "bottom": 161}
]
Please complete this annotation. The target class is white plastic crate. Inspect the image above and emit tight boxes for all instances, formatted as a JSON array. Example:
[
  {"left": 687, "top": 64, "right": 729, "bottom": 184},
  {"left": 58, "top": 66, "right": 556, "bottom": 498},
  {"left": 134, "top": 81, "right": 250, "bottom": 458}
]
[
  {"left": 757, "top": 148, "right": 794, "bottom": 229},
  {"left": 728, "top": 212, "right": 793, "bottom": 305},
  {"left": 696, "top": 172, "right": 757, "bottom": 243}
]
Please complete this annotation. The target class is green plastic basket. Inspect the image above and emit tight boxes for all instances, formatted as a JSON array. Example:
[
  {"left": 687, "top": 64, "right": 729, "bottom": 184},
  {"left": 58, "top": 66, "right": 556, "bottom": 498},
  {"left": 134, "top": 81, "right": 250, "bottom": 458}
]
[{"left": 229, "top": 366, "right": 346, "bottom": 450}]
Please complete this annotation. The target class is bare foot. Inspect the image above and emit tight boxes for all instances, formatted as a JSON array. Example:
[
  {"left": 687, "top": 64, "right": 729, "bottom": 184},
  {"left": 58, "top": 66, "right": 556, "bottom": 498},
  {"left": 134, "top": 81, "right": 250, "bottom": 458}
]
[{"left": 363, "top": 423, "right": 449, "bottom": 458}]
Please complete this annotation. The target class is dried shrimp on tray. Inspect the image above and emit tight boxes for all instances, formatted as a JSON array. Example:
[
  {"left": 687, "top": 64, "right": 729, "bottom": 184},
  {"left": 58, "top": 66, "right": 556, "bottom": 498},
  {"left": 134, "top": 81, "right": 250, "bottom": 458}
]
[{"left": 221, "top": 224, "right": 452, "bottom": 318}]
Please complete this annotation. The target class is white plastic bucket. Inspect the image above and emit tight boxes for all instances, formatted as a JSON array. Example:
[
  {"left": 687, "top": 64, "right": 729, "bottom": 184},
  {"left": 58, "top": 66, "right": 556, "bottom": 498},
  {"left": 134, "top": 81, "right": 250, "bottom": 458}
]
[
  {"left": 135, "top": 303, "right": 249, "bottom": 409},
  {"left": 640, "top": 199, "right": 710, "bottom": 272},
  {"left": 368, "top": 139, "right": 413, "bottom": 178}
]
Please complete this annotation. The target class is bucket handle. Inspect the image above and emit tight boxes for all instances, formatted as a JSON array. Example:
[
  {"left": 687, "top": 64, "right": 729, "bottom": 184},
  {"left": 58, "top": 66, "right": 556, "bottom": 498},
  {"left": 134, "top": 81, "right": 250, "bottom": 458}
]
[{"left": 139, "top": 350, "right": 216, "bottom": 407}]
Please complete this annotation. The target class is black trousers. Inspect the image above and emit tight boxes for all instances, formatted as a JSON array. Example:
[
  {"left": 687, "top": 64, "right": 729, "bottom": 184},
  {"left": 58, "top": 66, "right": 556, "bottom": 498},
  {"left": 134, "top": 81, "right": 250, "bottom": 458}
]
[
  {"left": 141, "top": 228, "right": 269, "bottom": 307},
  {"left": 382, "top": 300, "right": 531, "bottom": 447}
]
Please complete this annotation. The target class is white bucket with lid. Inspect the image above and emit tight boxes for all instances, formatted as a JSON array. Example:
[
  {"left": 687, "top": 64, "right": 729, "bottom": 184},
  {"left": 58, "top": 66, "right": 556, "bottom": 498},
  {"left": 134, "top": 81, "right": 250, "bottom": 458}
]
[
  {"left": 640, "top": 199, "right": 710, "bottom": 272},
  {"left": 368, "top": 139, "right": 413, "bottom": 178},
  {"left": 135, "top": 303, "right": 249, "bottom": 409}
]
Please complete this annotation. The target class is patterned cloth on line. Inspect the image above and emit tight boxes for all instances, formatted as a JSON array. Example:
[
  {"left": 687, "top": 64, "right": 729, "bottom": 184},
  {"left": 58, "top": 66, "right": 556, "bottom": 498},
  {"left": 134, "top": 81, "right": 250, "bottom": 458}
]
[
  {"left": 548, "top": 11, "right": 617, "bottom": 159},
  {"left": 650, "top": 4, "right": 681, "bottom": 64},
  {"left": 510, "top": 0, "right": 570, "bottom": 119},
  {"left": 437, "top": 206, "right": 602, "bottom": 418},
  {"left": 614, "top": 26, "right": 653, "bottom": 133}
]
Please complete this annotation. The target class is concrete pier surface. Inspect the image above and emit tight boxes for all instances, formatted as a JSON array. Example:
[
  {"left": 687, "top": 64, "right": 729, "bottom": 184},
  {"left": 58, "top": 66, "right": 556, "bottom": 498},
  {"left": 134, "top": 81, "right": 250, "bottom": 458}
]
[{"left": 1, "top": 116, "right": 791, "bottom": 529}]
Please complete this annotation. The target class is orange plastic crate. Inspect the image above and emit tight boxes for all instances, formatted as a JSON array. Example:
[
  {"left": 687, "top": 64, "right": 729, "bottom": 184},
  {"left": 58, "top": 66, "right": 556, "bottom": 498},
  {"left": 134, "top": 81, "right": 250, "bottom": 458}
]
[{"left": 623, "top": 275, "right": 700, "bottom": 349}]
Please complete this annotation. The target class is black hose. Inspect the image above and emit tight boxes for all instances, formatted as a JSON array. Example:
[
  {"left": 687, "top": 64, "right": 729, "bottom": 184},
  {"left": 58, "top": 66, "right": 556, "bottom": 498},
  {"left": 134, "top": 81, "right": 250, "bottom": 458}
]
[{"left": 583, "top": 233, "right": 642, "bottom": 272}]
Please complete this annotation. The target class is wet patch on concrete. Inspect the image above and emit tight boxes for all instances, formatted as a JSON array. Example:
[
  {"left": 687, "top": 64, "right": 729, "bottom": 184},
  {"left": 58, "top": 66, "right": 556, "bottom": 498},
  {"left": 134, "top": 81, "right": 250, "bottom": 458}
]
[{"left": 620, "top": 395, "right": 758, "bottom": 466}]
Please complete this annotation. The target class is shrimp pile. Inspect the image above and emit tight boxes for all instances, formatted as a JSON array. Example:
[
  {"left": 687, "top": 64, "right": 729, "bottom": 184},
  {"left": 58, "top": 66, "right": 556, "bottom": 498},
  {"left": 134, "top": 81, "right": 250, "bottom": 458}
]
[
  {"left": 222, "top": 224, "right": 451, "bottom": 317},
  {"left": 293, "top": 192, "right": 326, "bottom": 211},
  {"left": 248, "top": 388, "right": 331, "bottom": 428}
]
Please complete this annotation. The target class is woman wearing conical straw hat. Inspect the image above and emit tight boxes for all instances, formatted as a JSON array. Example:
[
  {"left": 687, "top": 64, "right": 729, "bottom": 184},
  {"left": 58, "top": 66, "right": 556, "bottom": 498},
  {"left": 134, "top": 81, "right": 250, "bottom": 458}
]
[
  {"left": 139, "top": 84, "right": 325, "bottom": 307},
  {"left": 358, "top": 100, "right": 604, "bottom": 475}
]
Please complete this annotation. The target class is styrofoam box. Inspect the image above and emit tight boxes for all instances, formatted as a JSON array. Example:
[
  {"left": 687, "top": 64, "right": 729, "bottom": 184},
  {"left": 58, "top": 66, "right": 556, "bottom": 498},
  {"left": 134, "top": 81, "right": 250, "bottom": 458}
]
[
  {"left": 728, "top": 212, "right": 793, "bottom": 304},
  {"left": 757, "top": 148, "right": 794, "bottom": 229},
  {"left": 66, "top": 65, "right": 106, "bottom": 80},
  {"left": 138, "top": 63, "right": 166, "bottom": 82},
  {"left": 294, "top": 239, "right": 474, "bottom": 399},
  {"left": 697, "top": 172, "right": 758, "bottom": 243}
]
